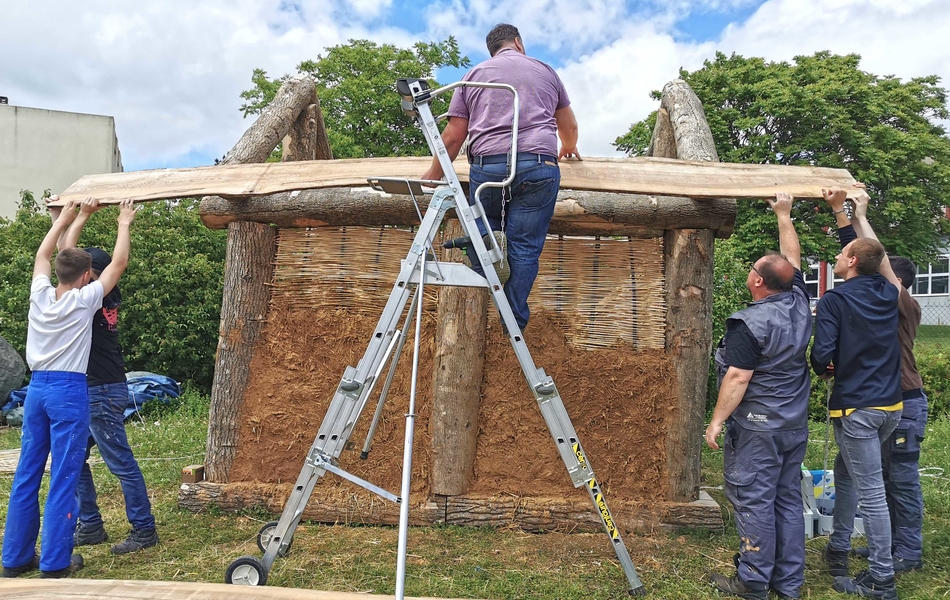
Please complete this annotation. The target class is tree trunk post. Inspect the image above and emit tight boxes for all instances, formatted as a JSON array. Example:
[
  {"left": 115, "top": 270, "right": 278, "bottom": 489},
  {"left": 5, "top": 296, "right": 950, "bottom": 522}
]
[
  {"left": 655, "top": 79, "right": 719, "bottom": 502},
  {"left": 204, "top": 75, "right": 320, "bottom": 483},
  {"left": 430, "top": 220, "right": 488, "bottom": 496},
  {"left": 282, "top": 90, "right": 334, "bottom": 162}
]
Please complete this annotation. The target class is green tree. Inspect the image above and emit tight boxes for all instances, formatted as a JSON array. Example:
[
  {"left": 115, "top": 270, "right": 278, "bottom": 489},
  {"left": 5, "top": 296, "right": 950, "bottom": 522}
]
[
  {"left": 615, "top": 52, "right": 950, "bottom": 268},
  {"left": 240, "top": 38, "right": 470, "bottom": 159},
  {"left": 0, "top": 192, "right": 226, "bottom": 391}
]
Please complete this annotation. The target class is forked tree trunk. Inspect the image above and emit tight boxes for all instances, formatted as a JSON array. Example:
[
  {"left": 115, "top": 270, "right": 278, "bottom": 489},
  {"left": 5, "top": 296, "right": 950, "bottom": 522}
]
[
  {"left": 204, "top": 75, "right": 321, "bottom": 483},
  {"left": 656, "top": 79, "right": 722, "bottom": 503}
]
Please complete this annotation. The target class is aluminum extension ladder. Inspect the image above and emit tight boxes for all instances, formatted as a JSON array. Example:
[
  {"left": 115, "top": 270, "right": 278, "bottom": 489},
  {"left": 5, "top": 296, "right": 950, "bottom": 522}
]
[{"left": 223, "top": 76, "right": 647, "bottom": 598}]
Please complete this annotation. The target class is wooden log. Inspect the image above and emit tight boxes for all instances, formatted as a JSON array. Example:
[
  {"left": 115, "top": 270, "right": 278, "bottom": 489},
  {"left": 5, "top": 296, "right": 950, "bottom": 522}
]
[
  {"left": 281, "top": 92, "right": 334, "bottom": 162},
  {"left": 176, "top": 482, "right": 722, "bottom": 533},
  {"left": 52, "top": 156, "right": 859, "bottom": 205},
  {"left": 647, "top": 107, "right": 676, "bottom": 160},
  {"left": 204, "top": 76, "right": 316, "bottom": 483},
  {"left": 223, "top": 74, "right": 316, "bottom": 165},
  {"left": 205, "top": 221, "right": 276, "bottom": 483},
  {"left": 0, "top": 579, "right": 466, "bottom": 600},
  {"left": 656, "top": 79, "right": 718, "bottom": 503},
  {"left": 430, "top": 221, "right": 487, "bottom": 496},
  {"left": 197, "top": 188, "right": 736, "bottom": 237}
]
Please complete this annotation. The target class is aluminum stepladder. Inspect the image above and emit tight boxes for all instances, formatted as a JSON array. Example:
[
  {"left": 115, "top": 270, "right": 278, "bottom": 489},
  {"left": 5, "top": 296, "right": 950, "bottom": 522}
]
[{"left": 223, "top": 77, "right": 646, "bottom": 597}]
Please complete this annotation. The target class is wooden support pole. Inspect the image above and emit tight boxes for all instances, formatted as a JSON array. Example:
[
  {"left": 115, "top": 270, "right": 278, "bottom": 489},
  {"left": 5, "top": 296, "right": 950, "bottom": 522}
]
[
  {"left": 656, "top": 79, "right": 721, "bottom": 503},
  {"left": 430, "top": 221, "right": 488, "bottom": 496},
  {"left": 204, "top": 75, "right": 319, "bottom": 483}
]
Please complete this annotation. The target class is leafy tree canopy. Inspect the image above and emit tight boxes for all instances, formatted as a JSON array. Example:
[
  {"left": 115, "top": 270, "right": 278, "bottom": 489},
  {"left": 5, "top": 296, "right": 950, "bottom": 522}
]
[
  {"left": 616, "top": 51, "right": 950, "bottom": 267},
  {"left": 240, "top": 38, "right": 470, "bottom": 159}
]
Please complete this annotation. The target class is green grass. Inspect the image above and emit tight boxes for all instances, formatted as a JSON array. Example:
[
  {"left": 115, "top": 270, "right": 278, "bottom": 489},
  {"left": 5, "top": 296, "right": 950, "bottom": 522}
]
[
  {"left": 916, "top": 325, "right": 950, "bottom": 345},
  {"left": 1, "top": 392, "right": 949, "bottom": 599}
]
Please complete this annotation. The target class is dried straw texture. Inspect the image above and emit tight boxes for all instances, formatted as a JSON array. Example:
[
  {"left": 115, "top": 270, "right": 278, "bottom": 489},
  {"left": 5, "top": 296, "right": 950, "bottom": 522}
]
[{"left": 269, "top": 227, "right": 666, "bottom": 350}]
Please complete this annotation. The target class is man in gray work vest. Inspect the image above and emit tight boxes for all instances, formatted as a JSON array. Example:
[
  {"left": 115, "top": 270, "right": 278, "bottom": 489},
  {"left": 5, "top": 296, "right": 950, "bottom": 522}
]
[{"left": 705, "top": 192, "right": 812, "bottom": 600}]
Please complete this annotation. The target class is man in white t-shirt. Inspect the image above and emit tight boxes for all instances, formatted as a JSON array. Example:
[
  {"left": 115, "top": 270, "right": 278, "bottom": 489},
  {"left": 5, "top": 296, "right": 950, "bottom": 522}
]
[{"left": 2, "top": 198, "right": 136, "bottom": 579}]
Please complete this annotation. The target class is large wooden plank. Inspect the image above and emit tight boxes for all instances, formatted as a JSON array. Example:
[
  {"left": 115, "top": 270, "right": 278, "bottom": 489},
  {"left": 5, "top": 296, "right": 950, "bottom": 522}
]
[
  {"left": 51, "top": 156, "right": 858, "bottom": 205},
  {"left": 0, "top": 579, "right": 470, "bottom": 600}
]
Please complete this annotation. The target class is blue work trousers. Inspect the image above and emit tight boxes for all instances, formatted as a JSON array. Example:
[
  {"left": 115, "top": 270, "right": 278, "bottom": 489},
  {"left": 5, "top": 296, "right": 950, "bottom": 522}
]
[
  {"left": 467, "top": 157, "right": 560, "bottom": 330},
  {"left": 77, "top": 382, "right": 154, "bottom": 531},
  {"left": 2, "top": 371, "right": 89, "bottom": 572},
  {"left": 882, "top": 391, "right": 927, "bottom": 562},
  {"left": 829, "top": 408, "right": 901, "bottom": 579},
  {"left": 723, "top": 423, "right": 808, "bottom": 596}
]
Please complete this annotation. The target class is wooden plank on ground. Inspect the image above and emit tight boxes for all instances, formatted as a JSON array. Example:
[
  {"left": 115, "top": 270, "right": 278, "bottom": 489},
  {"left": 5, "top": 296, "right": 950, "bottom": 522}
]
[
  {"left": 0, "top": 579, "right": 473, "bottom": 600},
  {"left": 51, "top": 156, "right": 858, "bottom": 205}
]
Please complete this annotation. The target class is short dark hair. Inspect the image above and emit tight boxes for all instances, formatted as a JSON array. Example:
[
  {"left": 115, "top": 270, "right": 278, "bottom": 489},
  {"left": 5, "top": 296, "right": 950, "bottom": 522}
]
[
  {"left": 486, "top": 24, "right": 520, "bottom": 56},
  {"left": 757, "top": 252, "right": 794, "bottom": 293},
  {"left": 848, "top": 238, "right": 886, "bottom": 276},
  {"left": 55, "top": 248, "right": 92, "bottom": 284},
  {"left": 889, "top": 256, "right": 917, "bottom": 289}
]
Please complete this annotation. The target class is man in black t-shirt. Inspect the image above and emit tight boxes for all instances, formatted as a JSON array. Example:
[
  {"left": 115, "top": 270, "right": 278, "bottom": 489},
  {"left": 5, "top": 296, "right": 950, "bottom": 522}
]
[
  {"left": 705, "top": 193, "right": 812, "bottom": 600},
  {"left": 73, "top": 248, "right": 159, "bottom": 555}
]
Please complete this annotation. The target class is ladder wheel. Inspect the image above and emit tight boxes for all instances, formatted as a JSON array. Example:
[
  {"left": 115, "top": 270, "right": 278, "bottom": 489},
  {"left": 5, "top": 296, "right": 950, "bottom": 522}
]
[
  {"left": 256, "top": 521, "right": 293, "bottom": 557},
  {"left": 628, "top": 585, "right": 647, "bottom": 597},
  {"left": 225, "top": 555, "right": 268, "bottom": 586}
]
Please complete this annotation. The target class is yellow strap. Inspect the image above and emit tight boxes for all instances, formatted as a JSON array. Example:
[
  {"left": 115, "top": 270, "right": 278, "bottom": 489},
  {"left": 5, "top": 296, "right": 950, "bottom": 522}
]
[{"left": 829, "top": 402, "right": 903, "bottom": 418}]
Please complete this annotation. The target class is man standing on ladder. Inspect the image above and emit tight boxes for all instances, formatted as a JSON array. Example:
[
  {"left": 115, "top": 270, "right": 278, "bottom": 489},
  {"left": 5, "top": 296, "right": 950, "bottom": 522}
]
[
  {"left": 421, "top": 23, "right": 580, "bottom": 330},
  {"left": 705, "top": 193, "right": 812, "bottom": 600}
]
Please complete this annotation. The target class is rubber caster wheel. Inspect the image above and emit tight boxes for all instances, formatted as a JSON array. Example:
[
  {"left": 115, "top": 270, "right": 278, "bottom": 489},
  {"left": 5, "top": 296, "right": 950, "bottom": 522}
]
[
  {"left": 256, "top": 521, "right": 292, "bottom": 557},
  {"left": 225, "top": 555, "right": 267, "bottom": 586}
]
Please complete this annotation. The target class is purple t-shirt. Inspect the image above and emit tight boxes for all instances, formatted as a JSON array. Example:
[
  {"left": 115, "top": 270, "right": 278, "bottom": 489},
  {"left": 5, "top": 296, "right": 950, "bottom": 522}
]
[{"left": 448, "top": 48, "right": 570, "bottom": 158}]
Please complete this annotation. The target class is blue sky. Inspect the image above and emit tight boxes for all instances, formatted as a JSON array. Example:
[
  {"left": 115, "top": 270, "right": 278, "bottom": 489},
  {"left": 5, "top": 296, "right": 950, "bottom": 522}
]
[{"left": 1, "top": 0, "right": 947, "bottom": 178}]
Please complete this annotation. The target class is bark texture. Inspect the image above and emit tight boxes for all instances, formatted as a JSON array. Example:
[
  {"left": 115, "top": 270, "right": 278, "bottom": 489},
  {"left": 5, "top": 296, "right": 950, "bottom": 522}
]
[
  {"left": 430, "top": 221, "right": 488, "bottom": 496},
  {"left": 654, "top": 79, "right": 719, "bottom": 503},
  {"left": 223, "top": 75, "right": 316, "bottom": 165},
  {"left": 198, "top": 188, "right": 736, "bottom": 238},
  {"left": 282, "top": 92, "right": 334, "bottom": 163}
]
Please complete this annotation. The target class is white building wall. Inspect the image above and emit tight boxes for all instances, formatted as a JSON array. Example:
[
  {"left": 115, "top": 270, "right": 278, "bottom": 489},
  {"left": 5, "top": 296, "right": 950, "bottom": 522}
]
[{"left": 0, "top": 104, "right": 122, "bottom": 219}]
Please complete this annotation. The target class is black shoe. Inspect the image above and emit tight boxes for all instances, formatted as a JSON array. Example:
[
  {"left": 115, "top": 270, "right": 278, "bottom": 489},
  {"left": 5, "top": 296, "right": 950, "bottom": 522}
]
[
  {"left": 74, "top": 522, "right": 108, "bottom": 546},
  {"left": 709, "top": 572, "right": 767, "bottom": 599},
  {"left": 825, "top": 545, "right": 850, "bottom": 577},
  {"left": 111, "top": 527, "right": 158, "bottom": 555},
  {"left": 832, "top": 570, "right": 898, "bottom": 599},
  {"left": 39, "top": 554, "right": 83, "bottom": 578},
  {"left": 853, "top": 546, "right": 870, "bottom": 559},
  {"left": 2, "top": 554, "right": 40, "bottom": 578},
  {"left": 769, "top": 590, "right": 799, "bottom": 600}
]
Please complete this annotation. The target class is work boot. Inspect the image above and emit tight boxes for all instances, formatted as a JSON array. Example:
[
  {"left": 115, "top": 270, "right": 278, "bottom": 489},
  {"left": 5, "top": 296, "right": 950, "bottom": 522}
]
[
  {"left": 709, "top": 572, "right": 767, "bottom": 599},
  {"left": 39, "top": 554, "right": 83, "bottom": 578},
  {"left": 2, "top": 553, "right": 40, "bottom": 578},
  {"left": 769, "top": 590, "right": 798, "bottom": 600},
  {"left": 825, "top": 545, "right": 850, "bottom": 577},
  {"left": 111, "top": 527, "right": 159, "bottom": 555},
  {"left": 832, "top": 570, "right": 899, "bottom": 599},
  {"left": 74, "top": 522, "right": 109, "bottom": 546},
  {"left": 852, "top": 546, "right": 922, "bottom": 573}
]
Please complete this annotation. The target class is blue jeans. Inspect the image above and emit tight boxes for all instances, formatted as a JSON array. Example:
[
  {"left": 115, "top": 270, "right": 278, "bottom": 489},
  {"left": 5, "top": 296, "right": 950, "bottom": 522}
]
[
  {"left": 882, "top": 390, "right": 927, "bottom": 562},
  {"left": 723, "top": 423, "right": 808, "bottom": 595},
  {"left": 2, "top": 371, "right": 89, "bottom": 572},
  {"left": 468, "top": 157, "right": 560, "bottom": 330},
  {"left": 76, "top": 382, "right": 154, "bottom": 531},
  {"left": 829, "top": 408, "right": 901, "bottom": 579}
]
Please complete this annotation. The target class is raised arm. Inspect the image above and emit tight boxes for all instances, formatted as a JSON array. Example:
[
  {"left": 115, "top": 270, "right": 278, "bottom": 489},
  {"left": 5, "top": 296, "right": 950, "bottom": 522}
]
[
  {"left": 851, "top": 186, "right": 901, "bottom": 289},
  {"left": 554, "top": 105, "right": 580, "bottom": 160},
  {"left": 766, "top": 192, "right": 801, "bottom": 267},
  {"left": 95, "top": 199, "right": 137, "bottom": 296},
  {"left": 61, "top": 198, "right": 102, "bottom": 250},
  {"left": 34, "top": 200, "right": 79, "bottom": 279}
]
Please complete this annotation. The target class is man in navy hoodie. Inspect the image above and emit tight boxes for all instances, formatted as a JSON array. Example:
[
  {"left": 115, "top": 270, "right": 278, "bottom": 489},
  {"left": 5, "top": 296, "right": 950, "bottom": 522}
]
[{"left": 811, "top": 187, "right": 903, "bottom": 600}]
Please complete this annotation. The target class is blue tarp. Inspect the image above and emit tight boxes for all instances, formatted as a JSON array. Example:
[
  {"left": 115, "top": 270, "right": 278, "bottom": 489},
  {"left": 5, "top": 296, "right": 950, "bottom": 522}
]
[{"left": 1, "top": 371, "right": 181, "bottom": 423}]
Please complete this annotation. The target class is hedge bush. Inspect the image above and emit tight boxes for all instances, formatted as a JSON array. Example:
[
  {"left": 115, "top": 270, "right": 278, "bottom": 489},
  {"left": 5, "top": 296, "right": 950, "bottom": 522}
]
[{"left": 0, "top": 192, "right": 226, "bottom": 391}]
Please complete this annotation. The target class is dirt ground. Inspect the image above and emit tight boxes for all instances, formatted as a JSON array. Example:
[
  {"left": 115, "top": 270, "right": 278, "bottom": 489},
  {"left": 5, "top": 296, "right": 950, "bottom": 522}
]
[{"left": 230, "top": 307, "right": 676, "bottom": 505}]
